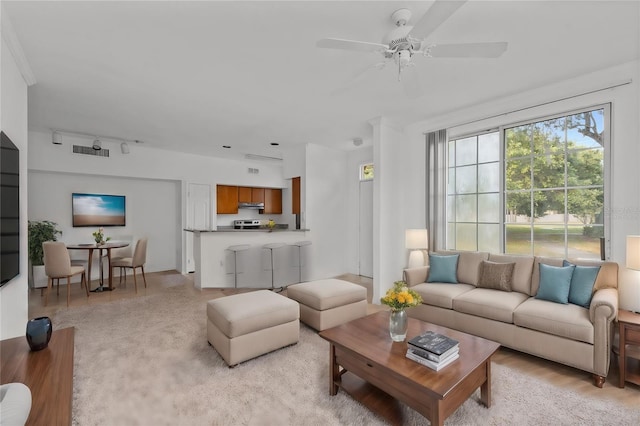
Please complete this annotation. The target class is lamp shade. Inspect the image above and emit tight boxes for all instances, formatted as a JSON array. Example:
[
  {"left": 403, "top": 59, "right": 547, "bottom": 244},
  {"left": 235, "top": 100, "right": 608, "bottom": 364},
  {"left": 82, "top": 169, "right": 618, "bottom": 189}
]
[
  {"left": 405, "top": 229, "right": 428, "bottom": 250},
  {"left": 627, "top": 236, "right": 640, "bottom": 270}
]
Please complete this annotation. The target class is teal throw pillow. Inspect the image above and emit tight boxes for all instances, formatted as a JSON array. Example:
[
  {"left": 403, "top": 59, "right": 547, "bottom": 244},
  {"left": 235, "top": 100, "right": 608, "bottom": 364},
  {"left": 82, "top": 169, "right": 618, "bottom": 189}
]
[
  {"left": 563, "top": 260, "right": 601, "bottom": 308},
  {"left": 535, "top": 263, "right": 575, "bottom": 304},
  {"left": 427, "top": 254, "right": 459, "bottom": 284}
]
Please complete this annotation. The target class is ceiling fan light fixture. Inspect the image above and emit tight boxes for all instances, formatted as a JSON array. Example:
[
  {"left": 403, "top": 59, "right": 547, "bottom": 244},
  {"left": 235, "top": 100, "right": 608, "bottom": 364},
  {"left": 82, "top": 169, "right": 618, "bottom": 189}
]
[{"left": 391, "top": 8, "right": 412, "bottom": 26}]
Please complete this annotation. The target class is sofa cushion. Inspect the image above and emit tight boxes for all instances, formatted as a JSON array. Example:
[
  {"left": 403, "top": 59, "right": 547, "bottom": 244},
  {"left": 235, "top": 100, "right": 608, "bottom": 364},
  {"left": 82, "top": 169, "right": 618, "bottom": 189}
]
[
  {"left": 437, "top": 250, "right": 489, "bottom": 286},
  {"left": 568, "top": 259, "right": 618, "bottom": 291},
  {"left": 427, "top": 254, "right": 459, "bottom": 283},
  {"left": 535, "top": 263, "right": 574, "bottom": 304},
  {"left": 563, "top": 260, "right": 600, "bottom": 308},
  {"left": 477, "top": 261, "right": 515, "bottom": 292},
  {"left": 412, "top": 283, "right": 475, "bottom": 309},
  {"left": 514, "top": 297, "right": 594, "bottom": 344},
  {"left": 453, "top": 288, "right": 529, "bottom": 324},
  {"left": 488, "top": 254, "right": 534, "bottom": 295},
  {"left": 531, "top": 257, "right": 564, "bottom": 295}
]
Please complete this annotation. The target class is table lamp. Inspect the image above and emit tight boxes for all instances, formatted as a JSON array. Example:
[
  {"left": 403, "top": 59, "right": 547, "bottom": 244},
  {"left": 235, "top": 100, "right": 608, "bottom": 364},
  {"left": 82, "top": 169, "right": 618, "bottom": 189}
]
[
  {"left": 406, "top": 229, "right": 428, "bottom": 269},
  {"left": 626, "top": 235, "right": 640, "bottom": 313}
]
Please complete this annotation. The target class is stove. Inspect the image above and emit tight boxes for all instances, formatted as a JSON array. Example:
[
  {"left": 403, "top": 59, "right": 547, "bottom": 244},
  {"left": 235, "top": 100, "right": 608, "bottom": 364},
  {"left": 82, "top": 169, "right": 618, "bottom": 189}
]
[{"left": 234, "top": 219, "right": 261, "bottom": 229}]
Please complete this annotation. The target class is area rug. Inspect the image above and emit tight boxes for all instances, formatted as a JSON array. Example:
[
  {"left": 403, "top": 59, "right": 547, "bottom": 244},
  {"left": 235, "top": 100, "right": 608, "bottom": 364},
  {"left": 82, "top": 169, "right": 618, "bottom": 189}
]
[{"left": 52, "top": 284, "right": 639, "bottom": 425}]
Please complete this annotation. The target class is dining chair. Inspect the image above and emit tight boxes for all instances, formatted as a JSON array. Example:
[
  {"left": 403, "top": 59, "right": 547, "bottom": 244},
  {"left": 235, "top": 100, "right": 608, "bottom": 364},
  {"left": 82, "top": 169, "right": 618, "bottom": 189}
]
[
  {"left": 111, "top": 238, "right": 148, "bottom": 292},
  {"left": 43, "top": 241, "right": 88, "bottom": 307}
]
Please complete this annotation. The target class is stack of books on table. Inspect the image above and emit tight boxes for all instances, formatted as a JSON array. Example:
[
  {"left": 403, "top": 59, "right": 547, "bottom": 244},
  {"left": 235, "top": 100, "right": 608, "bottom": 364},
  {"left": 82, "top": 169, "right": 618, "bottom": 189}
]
[{"left": 406, "top": 331, "right": 460, "bottom": 371}]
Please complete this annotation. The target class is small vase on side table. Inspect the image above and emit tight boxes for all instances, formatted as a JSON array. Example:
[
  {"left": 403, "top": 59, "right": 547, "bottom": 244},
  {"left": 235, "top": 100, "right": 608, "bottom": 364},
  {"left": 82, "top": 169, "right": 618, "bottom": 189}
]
[{"left": 26, "top": 316, "right": 52, "bottom": 351}]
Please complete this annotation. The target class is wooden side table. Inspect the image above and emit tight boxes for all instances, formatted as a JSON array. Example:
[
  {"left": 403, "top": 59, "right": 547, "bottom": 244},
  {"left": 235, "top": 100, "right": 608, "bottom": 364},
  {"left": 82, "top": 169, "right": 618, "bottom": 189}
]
[
  {"left": 617, "top": 309, "right": 640, "bottom": 388},
  {"left": 0, "top": 327, "right": 75, "bottom": 425}
]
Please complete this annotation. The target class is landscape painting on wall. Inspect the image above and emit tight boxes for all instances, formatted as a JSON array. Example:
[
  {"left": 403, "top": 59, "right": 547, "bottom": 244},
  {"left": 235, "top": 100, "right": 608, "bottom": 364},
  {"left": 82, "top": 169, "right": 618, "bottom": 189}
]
[{"left": 72, "top": 193, "right": 126, "bottom": 227}]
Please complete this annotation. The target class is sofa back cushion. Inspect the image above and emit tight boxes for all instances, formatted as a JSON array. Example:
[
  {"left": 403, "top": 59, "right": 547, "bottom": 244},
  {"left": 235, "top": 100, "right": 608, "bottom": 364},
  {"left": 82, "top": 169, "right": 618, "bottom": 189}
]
[
  {"left": 436, "top": 251, "right": 489, "bottom": 286},
  {"left": 488, "top": 254, "right": 535, "bottom": 295}
]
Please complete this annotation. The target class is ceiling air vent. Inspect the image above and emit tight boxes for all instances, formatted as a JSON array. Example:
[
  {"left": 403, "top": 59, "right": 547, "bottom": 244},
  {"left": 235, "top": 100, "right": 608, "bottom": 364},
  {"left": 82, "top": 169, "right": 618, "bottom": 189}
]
[
  {"left": 248, "top": 168, "right": 259, "bottom": 174},
  {"left": 73, "top": 145, "right": 110, "bottom": 157}
]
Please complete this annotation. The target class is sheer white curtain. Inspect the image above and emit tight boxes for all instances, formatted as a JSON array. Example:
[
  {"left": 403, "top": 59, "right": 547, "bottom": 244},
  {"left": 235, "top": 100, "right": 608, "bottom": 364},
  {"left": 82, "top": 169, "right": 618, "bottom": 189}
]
[{"left": 425, "top": 129, "right": 448, "bottom": 251}]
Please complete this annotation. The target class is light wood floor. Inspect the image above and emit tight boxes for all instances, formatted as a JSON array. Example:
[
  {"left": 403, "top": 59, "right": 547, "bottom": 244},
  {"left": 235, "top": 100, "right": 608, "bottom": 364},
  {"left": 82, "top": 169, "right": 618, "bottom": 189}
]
[{"left": 29, "top": 270, "right": 639, "bottom": 407}]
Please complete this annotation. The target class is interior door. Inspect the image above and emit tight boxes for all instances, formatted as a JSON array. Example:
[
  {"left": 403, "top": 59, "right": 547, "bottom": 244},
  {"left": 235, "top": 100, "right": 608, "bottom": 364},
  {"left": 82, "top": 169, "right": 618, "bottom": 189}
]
[
  {"left": 359, "top": 180, "right": 373, "bottom": 278},
  {"left": 186, "top": 183, "right": 211, "bottom": 273}
]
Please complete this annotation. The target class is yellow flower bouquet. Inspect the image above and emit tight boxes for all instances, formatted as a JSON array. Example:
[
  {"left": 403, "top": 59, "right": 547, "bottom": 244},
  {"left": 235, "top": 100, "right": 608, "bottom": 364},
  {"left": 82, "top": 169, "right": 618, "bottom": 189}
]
[{"left": 381, "top": 280, "right": 423, "bottom": 312}]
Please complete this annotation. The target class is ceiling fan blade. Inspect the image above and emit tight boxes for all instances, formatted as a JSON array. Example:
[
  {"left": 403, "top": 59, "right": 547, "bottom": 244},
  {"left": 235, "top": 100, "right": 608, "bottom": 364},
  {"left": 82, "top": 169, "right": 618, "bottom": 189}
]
[
  {"left": 401, "top": 66, "right": 423, "bottom": 100},
  {"left": 427, "top": 42, "right": 508, "bottom": 58},
  {"left": 408, "top": 0, "right": 467, "bottom": 40},
  {"left": 317, "top": 38, "right": 388, "bottom": 53}
]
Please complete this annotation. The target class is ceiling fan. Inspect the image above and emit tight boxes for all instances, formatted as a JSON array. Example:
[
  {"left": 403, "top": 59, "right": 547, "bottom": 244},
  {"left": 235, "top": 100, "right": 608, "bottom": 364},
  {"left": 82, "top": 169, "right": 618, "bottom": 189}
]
[{"left": 316, "top": 0, "right": 508, "bottom": 97}]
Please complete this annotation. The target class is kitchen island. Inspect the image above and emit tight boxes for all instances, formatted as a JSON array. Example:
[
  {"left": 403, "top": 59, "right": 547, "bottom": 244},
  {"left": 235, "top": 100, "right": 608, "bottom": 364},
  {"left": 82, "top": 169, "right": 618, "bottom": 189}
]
[{"left": 186, "top": 228, "right": 311, "bottom": 289}]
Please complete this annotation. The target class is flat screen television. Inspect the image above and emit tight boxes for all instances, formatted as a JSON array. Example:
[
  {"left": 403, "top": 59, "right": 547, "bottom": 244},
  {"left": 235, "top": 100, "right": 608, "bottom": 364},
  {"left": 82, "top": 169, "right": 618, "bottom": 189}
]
[
  {"left": 72, "top": 193, "right": 126, "bottom": 227},
  {"left": 1, "top": 131, "right": 20, "bottom": 287}
]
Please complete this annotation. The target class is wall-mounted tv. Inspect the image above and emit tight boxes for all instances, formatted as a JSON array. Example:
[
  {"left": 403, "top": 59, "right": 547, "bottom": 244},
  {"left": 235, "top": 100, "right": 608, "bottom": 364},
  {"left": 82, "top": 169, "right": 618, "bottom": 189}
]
[
  {"left": 1, "top": 131, "right": 20, "bottom": 287},
  {"left": 72, "top": 193, "right": 126, "bottom": 227}
]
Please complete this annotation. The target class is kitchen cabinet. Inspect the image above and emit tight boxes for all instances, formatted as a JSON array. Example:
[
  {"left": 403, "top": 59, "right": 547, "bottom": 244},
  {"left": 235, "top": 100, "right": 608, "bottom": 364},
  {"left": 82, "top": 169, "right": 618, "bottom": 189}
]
[
  {"left": 263, "top": 188, "right": 282, "bottom": 214},
  {"left": 252, "top": 187, "right": 265, "bottom": 204},
  {"left": 238, "top": 187, "right": 252, "bottom": 203},
  {"left": 292, "top": 176, "right": 301, "bottom": 214},
  {"left": 217, "top": 185, "right": 239, "bottom": 214},
  {"left": 238, "top": 186, "right": 265, "bottom": 204}
]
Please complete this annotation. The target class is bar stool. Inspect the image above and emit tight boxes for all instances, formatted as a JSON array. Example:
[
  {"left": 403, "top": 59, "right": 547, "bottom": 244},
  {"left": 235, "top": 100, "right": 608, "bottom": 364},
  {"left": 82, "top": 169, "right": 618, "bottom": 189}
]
[
  {"left": 291, "top": 240, "right": 312, "bottom": 283},
  {"left": 263, "top": 243, "right": 285, "bottom": 292},
  {"left": 227, "top": 244, "right": 250, "bottom": 288}
]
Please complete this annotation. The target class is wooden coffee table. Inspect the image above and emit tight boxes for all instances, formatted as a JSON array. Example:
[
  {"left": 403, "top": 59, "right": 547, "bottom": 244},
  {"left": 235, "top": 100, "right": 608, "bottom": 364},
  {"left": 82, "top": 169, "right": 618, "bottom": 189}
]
[{"left": 319, "top": 311, "right": 500, "bottom": 426}]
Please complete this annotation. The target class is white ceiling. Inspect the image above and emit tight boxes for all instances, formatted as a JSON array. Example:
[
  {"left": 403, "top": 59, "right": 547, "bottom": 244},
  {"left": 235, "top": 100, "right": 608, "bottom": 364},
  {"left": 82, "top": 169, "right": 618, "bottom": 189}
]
[{"left": 4, "top": 1, "right": 639, "bottom": 160}]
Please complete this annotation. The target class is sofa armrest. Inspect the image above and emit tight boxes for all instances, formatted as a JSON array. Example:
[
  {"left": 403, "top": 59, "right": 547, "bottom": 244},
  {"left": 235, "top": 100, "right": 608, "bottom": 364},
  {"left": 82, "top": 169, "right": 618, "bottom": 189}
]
[
  {"left": 403, "top": 266, "right": 429, "bottom": 287},
  {"left": 589, "top": 287, "right": 618, "bottom": 379},
  {"left": 589, "top": 287, "right": 618, "bottom": 324}
]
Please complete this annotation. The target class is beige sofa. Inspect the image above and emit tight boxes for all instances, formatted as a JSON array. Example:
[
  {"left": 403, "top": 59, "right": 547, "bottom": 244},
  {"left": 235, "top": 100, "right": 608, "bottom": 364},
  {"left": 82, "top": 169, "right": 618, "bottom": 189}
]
[{"left": 403, "top": 251, "right": 618, "bottom": 387}]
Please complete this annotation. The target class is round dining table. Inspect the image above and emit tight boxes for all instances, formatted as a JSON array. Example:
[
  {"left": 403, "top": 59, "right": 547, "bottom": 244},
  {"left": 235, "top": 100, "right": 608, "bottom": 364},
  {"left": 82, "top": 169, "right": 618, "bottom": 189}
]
[{"left": 66, "top": 242, "right": 129, "bottom": 292}]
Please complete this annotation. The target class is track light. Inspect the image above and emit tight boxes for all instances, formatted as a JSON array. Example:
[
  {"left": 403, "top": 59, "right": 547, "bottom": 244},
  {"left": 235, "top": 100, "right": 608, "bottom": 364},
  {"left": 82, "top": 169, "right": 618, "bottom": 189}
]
[
  {"left": 51, "top": 129, "right": 144, "bottom": 151},
  {"left": 52, "top": 131, "right": 62, "bottom": 145}
]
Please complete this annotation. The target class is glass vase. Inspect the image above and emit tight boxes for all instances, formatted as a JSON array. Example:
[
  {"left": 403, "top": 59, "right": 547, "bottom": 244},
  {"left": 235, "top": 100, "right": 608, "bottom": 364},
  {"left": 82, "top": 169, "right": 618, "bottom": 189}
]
[{"left": 389, "top": 309, "right": 408, "bottom": 342}]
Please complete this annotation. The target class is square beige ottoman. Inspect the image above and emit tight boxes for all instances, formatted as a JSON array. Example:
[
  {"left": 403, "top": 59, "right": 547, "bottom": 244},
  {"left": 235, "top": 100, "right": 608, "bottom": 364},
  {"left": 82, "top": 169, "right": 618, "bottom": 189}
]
[
  {"left": 286, "top": 279, "right": 367, "bottom": 331},
  {"left": 207, "top": 290, "right": 299, "bottom": 366}
]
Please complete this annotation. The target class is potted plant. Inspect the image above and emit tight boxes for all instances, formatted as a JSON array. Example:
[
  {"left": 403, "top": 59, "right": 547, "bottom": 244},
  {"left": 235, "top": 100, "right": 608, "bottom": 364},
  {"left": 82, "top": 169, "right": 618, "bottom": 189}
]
[{"left": 28, "top": 220, "right": 62, "bottom": 288}]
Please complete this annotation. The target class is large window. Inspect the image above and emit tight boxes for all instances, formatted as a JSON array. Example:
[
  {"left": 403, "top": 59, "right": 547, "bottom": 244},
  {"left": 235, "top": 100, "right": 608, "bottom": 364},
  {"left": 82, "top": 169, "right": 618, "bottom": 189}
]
[
  {"left": 446, "top": 106, "right": 608, "bottom": 259},
  {"left": 447, "top": 132, "right": 501, "bottom": 252}
]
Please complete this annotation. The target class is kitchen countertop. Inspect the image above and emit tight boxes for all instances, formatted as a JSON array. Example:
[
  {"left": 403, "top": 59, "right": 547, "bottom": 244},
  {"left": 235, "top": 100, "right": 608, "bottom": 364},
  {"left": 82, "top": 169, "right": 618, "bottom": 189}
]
[{"left": 184, "top": 227, "right": 310, "bottom": 233}]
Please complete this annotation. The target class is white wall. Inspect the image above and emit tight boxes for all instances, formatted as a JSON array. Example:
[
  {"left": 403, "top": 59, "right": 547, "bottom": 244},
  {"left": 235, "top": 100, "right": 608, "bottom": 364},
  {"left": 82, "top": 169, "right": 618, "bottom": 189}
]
[
  {"left": 0, "top": 36, "right": 29, "bottom": 339},
  {"left": 304, "top": 144, "right": 349, "bottom": 280},
  {"left": 28, "top": 171, "right": 180, "bottom": 279},
  {"left": 27, "top": 129, "right": 287, "bottom": 274},
  {"left": 397, "top": 60, "right": 640, "bottom": 312}
]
